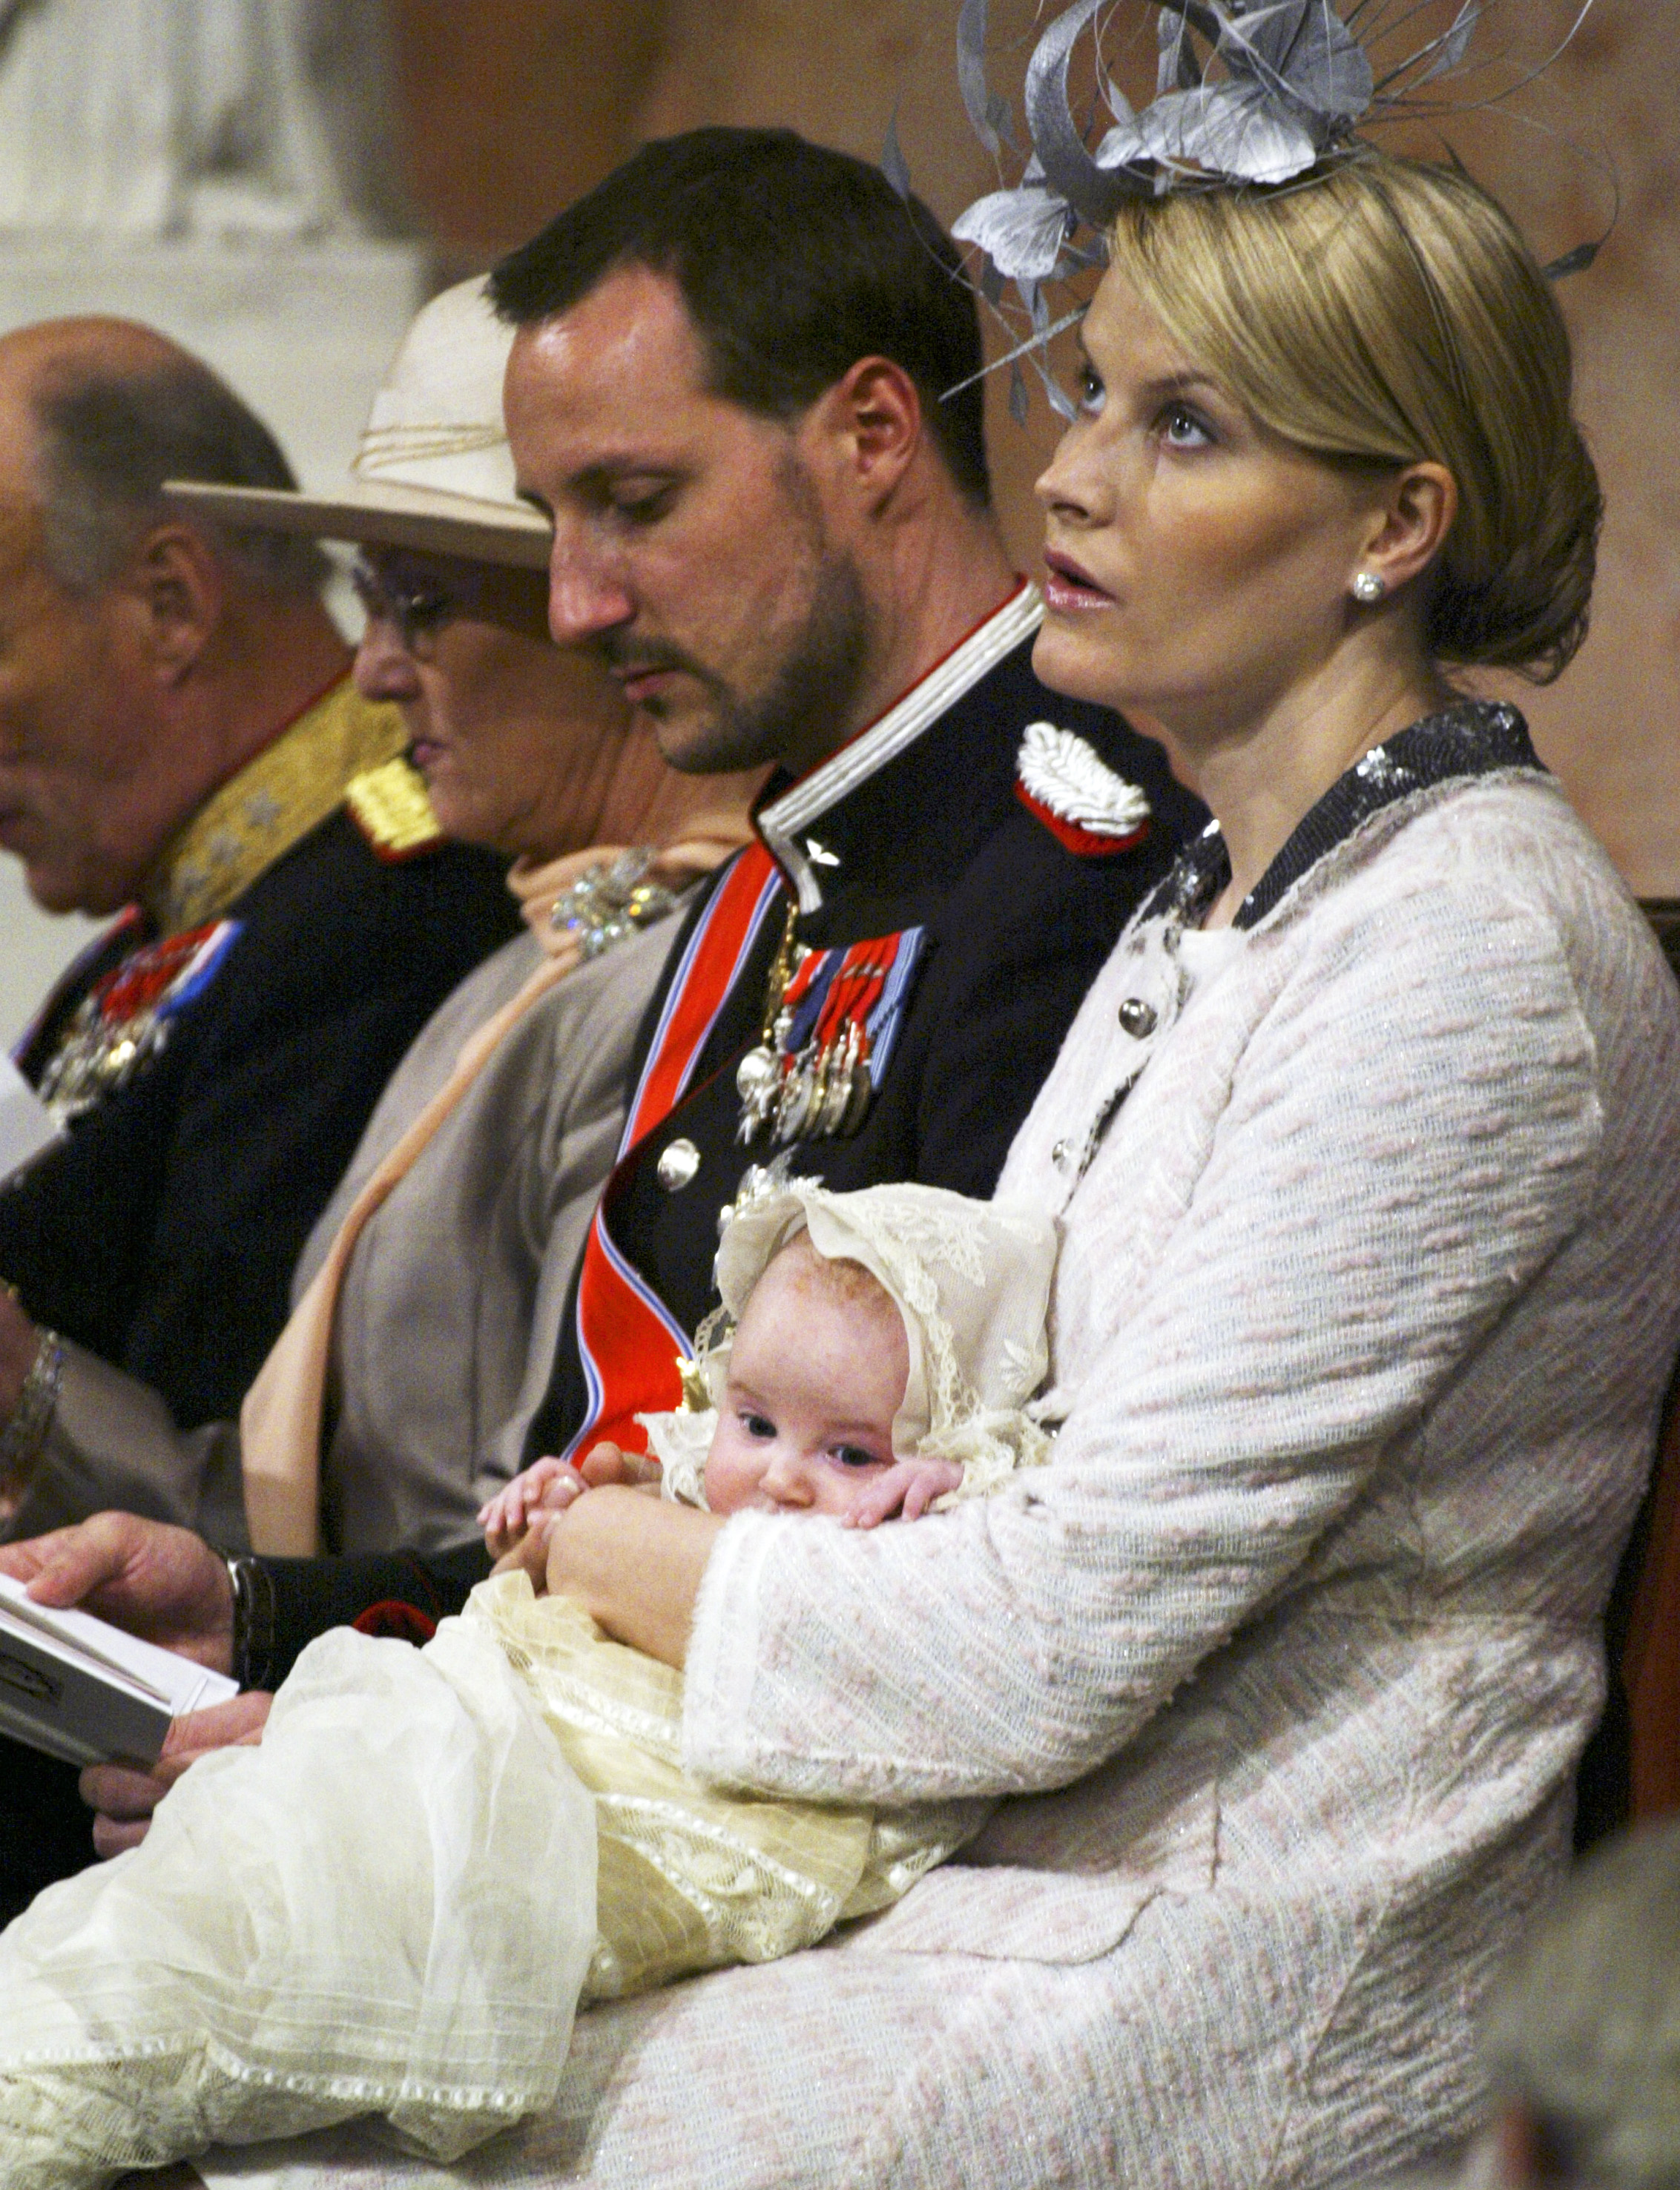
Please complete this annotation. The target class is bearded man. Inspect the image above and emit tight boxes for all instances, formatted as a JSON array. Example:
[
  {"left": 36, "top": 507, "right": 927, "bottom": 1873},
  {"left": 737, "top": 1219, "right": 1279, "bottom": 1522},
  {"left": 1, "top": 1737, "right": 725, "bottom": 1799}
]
[{"left": 1, "top": 131, "right": 1202, "bottom": 1887}]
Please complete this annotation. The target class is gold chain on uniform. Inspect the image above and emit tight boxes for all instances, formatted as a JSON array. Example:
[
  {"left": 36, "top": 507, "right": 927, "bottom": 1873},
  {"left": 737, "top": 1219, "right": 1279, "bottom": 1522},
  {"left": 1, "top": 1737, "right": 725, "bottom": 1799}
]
[
  {"left": 734, "top": 902, "right": 804, "bottom": 1144},
  {"left": 757, "top": 903, "right": 802, "bottom": 1045}
]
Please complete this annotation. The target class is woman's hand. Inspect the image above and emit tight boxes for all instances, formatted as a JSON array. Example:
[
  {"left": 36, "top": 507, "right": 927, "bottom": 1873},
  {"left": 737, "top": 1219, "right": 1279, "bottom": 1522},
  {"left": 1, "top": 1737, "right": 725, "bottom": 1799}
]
[
  {"left": 490, "top": 1514, "right": 556, "bottom": 1589},
  {"left": 543, "top": 1483, "right": 725, "bottom": 1668},
  {"left": 577, "top": 1439, "right": 662, "bottom": 1490}
]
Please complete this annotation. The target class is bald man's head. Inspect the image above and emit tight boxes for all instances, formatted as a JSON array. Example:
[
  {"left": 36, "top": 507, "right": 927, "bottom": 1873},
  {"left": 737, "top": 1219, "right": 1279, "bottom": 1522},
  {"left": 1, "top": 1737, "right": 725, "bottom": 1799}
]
[
  {"left": 0, "top": 317, "right": 326, "bottom": 599},
  {"left": 0, "top": 319, "right": 338, "bottom": 914}
]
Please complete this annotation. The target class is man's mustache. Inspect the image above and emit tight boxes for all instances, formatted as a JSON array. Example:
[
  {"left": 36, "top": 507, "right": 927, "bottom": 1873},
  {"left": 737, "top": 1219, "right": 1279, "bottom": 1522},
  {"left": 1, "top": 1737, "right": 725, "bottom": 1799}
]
[{"left": 596, "top": 633, "right": 709, "bottom": 682}]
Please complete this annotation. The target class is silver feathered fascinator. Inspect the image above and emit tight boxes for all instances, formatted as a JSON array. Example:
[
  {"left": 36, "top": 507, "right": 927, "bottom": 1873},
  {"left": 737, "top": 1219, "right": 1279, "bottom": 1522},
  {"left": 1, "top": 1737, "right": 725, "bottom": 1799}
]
[{"left": 934, "top": 0, "right": 1598, "bottom": 420}]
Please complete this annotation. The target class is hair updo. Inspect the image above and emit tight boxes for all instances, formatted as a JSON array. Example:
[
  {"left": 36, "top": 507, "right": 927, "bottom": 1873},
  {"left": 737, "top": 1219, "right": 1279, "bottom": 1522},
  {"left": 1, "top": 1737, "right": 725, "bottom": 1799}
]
[{"left": 1104, "top": 151, "right": 1601, "bottom": 682}]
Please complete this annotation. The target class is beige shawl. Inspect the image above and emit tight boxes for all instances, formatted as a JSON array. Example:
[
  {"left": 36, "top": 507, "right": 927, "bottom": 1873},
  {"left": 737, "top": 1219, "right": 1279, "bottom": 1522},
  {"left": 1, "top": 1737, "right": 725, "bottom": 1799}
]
[{"left": 238, "top": 822, "right": 748, "bottom": 1555}]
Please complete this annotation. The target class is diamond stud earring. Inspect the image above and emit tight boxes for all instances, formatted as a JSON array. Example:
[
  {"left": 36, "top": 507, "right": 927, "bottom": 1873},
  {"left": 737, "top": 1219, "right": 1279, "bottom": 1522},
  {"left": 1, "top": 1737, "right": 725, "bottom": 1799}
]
[{"left": 1351, "top": 572, "right": 1386, "bottom": 604}]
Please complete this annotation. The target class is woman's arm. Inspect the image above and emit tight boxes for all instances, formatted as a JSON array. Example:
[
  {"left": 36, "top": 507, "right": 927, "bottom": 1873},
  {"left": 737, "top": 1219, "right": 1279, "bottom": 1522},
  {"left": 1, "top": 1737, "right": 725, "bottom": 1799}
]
[
  {"left": 543, "top": 1483, "right": 723, "bottom": 1666},
  {"left": 671, "top": 871, "right": 1626, "bottom": 1807}
]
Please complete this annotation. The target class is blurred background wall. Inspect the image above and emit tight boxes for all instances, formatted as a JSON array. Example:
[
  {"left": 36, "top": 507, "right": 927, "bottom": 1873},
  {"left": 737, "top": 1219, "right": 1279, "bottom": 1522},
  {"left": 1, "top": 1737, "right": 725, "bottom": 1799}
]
[{"left": 1, "top": 0, "right": 1676, "bottom": 1039}]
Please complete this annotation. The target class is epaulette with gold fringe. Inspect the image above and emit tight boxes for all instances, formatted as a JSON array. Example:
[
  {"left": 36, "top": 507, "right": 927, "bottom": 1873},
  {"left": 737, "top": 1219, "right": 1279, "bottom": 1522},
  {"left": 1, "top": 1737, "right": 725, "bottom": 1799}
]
[{"left": 343, "top": 756, "right": 445, "bottom": 863}]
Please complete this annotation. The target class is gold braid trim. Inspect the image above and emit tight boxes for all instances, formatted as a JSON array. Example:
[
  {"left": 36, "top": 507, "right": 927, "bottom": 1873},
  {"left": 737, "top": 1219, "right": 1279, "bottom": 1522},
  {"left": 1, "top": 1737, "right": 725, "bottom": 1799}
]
[
  {"left": 342, "top": 756, "right": 444, "bottom": 862},
  {"left": 145, "top": 680, "right": 409, "bottom": 936}
]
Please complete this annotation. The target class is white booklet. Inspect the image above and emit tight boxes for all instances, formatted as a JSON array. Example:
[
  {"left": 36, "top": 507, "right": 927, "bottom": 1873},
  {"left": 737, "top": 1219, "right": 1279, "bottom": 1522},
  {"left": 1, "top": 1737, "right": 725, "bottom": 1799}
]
[
  {"left": 0, "top": 1571, "right": 239, "bottom": 1768},
  {"left": 0, "top": 1053, "right": 63, "bottom": 1182}
]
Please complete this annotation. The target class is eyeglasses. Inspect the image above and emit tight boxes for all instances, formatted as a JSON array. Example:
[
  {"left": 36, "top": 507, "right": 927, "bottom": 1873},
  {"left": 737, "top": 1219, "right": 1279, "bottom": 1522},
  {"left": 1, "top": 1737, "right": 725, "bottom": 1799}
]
[{"left": 350, "top": 555, "right": 487, "bottom": 656}]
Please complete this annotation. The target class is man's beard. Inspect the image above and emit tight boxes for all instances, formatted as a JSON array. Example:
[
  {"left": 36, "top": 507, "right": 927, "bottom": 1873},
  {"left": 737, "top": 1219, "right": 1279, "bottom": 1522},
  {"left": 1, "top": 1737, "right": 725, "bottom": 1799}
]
[
  {"left": 604, "top": 458, "right": 870, "bottom": 779},
  {"left": 693, "top": 546, "right": 868, "bottom": 777}
]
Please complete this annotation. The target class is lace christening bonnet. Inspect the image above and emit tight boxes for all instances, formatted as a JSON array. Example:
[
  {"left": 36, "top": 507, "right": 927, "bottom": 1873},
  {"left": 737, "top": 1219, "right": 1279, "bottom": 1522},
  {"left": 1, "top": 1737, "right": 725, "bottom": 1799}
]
[{"left": 641, "top": 1181, "right": 1059, "bottom": 1506}]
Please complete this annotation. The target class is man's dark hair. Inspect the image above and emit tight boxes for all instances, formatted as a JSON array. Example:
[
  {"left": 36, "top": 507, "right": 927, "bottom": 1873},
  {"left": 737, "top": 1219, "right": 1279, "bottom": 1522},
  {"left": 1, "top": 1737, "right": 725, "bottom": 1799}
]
[
  {"left": 489, "top": 128, "right": 991, "bottom": 509},
  {"left": 32, "top": 357, "right": 329, "bottom": 598}
]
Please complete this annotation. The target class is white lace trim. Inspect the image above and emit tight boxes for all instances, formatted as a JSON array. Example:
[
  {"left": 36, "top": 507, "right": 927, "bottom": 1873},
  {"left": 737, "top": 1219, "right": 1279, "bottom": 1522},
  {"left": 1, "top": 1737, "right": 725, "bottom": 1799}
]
[{"left": 644, "top": 1181, "right": 1059, "bottom": 1506}]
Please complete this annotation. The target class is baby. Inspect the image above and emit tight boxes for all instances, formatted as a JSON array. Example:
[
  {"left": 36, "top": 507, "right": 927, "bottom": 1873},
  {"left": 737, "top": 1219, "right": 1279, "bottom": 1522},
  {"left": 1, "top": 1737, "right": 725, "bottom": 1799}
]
[
  {"left": 468, "top": 1177, "right": 1058, "bottom": 2000},
  {"left": 482, "top": 1207, "right": 981, "bottom": 1551},
  {"left": 0, "top": 1181, "right": 1057, "bottom": 2186}
]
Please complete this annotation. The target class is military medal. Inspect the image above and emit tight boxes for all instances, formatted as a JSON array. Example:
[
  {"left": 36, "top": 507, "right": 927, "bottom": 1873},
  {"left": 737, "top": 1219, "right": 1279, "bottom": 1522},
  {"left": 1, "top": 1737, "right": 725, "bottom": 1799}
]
[
  {"left": 737, "top": 921, "right": 928, "bottom": 1147},
  {"left": 34, "top": 919, "right": 243, "bottom": 1125},
  {"left": 734, "top": 1042, "right": 782, "bottom": 1135},
  {"left": 735, "top": 904, "right": 803, "bottom": 1144},
  {"left": 818, "top": 1020, "right": 863, "bottom": 1136}
]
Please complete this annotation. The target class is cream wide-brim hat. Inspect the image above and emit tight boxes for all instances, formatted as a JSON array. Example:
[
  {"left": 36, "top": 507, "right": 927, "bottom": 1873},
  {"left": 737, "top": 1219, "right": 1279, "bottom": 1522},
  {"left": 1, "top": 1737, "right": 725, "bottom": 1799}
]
[{"left": 163, "top": 276, "right": 553, "bottom": 570}]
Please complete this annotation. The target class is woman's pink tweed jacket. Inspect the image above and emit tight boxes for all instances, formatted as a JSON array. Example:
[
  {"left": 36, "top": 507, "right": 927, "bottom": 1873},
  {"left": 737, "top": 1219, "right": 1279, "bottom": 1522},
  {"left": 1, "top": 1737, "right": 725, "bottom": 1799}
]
[{"left": 208, "top": 748, "right": 1680, "bottom": 2189}]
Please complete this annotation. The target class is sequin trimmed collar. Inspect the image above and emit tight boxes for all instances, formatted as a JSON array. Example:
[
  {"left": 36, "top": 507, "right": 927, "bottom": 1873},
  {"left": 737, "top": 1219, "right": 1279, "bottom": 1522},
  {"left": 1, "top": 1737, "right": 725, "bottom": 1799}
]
[{"left": 1139, "top": 701, "right": 1543, "bottom": 935}]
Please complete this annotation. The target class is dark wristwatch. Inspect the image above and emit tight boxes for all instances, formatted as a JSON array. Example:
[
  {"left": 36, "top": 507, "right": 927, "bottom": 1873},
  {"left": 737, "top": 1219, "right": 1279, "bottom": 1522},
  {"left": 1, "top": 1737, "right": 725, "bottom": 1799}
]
[{"left": 222, "top": 1554, "right": 277, "bottom": 1692}]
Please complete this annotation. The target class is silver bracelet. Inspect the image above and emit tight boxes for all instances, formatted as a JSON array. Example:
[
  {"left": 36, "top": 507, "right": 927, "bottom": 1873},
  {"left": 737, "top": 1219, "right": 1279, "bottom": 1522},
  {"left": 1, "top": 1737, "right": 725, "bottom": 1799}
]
[{"left": 0, "top": 1326, "right": 63, "bottom": 1489}]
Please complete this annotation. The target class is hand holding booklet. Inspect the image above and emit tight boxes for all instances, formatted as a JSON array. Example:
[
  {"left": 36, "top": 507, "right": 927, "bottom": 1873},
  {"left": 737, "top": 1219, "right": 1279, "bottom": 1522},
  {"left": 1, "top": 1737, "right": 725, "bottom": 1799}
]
[
  {"left": 0, "top": 1061, "right": 228, "bottom": 1766},
  {"left": 0, "top": 1571, "right": 239, "bottom": 1768}
]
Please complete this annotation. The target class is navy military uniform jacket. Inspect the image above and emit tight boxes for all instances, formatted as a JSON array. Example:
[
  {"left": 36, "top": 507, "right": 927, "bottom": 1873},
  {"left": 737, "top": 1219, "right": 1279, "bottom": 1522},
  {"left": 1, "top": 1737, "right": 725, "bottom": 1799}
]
[
  {"left": 0, "top": 683, "right": 522, "bottom": 1921},
  {"left": 0, "top": 690, "right": 519, "bottom": 1434},
  {"left": 247, "top": 590, "right": 1206, "bottom": 1678}
]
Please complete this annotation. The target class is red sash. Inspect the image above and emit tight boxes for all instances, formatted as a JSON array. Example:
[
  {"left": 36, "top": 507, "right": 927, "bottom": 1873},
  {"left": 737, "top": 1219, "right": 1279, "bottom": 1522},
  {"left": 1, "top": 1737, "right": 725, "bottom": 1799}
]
[{"left": 560, "top": 843, "right": 784, "bottom": 1463}]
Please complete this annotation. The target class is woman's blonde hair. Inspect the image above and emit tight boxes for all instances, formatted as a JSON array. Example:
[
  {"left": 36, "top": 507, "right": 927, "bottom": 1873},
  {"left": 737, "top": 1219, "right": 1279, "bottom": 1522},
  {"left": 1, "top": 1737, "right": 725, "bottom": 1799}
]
[{"left": 1104, "top": 152, "right": 1601, "bottom": 682}]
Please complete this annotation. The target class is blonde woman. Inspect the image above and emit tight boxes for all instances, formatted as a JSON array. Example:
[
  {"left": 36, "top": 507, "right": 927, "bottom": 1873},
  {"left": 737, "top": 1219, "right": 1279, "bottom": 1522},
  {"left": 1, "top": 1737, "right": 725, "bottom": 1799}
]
[
  {"left": 447, "top": 151, "right": 1679, "bottom": 2186},
  {"left": 1, "top": 148, "right": 1677, "bottom": 2190}
]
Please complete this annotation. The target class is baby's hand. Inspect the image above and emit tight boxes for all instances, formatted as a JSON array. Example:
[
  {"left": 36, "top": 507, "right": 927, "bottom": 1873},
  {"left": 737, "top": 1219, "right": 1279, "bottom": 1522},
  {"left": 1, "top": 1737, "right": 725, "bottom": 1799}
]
[
  {"left": 478, "top": 1457, "right": 586, "bottom": 1557},
  {"left": 842, "top": 1455, "right": 965, "bottom": 1530}
]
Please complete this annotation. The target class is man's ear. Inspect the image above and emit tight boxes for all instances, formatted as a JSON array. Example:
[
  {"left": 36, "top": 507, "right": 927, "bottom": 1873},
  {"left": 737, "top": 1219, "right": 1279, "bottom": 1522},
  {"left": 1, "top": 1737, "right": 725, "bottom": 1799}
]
[
  {"left": 804, "top": 355, "right": 924, "bottom": 512},
  {"left": 118, "top": 524, "right": 226, "bottom": 687}
]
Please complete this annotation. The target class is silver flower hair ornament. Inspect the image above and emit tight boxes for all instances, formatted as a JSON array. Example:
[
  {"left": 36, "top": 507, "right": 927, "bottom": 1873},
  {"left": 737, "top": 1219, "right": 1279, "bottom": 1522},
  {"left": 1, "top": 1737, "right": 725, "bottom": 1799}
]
[
  {"left": 952, "top": 0, "right": 1479, "bottom": 273},
  {"left": 929, "top": 0, "right": 1600, "bottom": 420}
]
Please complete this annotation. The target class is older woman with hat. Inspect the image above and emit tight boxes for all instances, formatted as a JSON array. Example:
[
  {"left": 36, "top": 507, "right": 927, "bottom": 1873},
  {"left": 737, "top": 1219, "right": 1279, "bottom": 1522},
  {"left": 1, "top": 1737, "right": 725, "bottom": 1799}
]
[
  {"left": 161, "top": 278, "right": 762, "bottom": 1568},
  {"left": 0, "top": 278, "right": 758, "bottom": 1910}
]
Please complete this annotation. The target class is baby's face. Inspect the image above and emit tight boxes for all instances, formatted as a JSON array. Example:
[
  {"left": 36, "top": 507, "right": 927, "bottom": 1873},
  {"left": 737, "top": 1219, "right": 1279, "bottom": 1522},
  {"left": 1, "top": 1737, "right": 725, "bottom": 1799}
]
[{"left": 704, "top": 1239, "right": 911, "bottom": 1520}]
